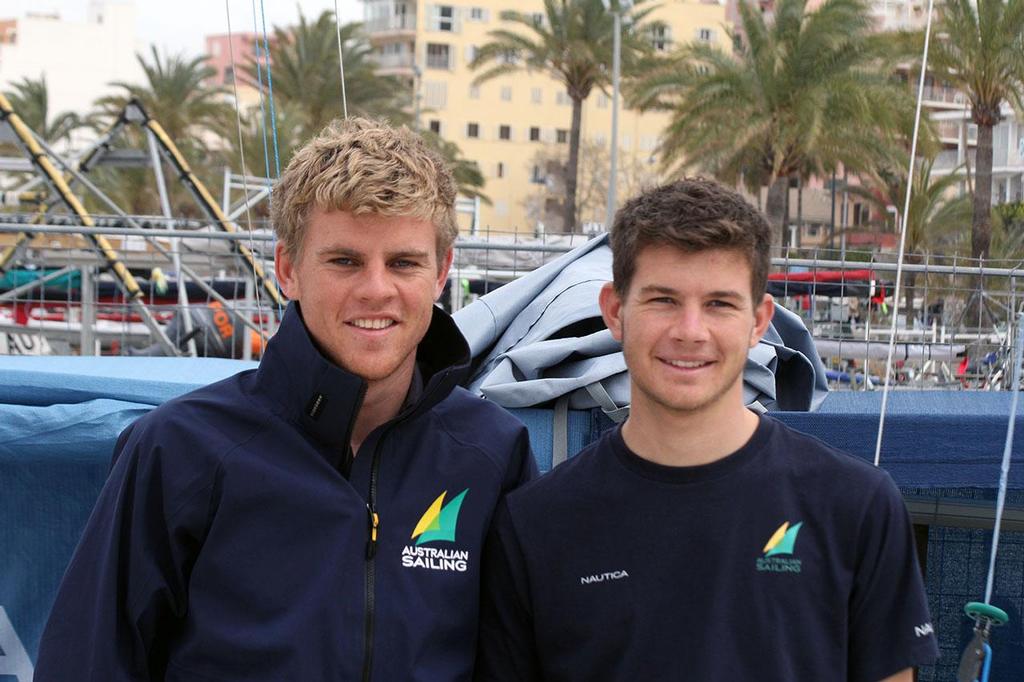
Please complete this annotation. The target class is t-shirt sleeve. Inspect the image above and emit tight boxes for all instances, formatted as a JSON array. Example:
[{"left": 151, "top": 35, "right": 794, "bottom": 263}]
[
  {"left": 847, "top": 473, "right": 939, "bottom": 682},
  {"left": 475, "top": 499, "right": 542, "bottom": 682},
  {"left": 33, "top": 422, "right": 214, "bottom": 681}
]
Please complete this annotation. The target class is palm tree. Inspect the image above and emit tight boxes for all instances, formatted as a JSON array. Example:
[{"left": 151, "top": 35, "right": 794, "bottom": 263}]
[
  {"left": 849, "top": 156, "right": 971, "bottom": 317},
  {"left": 472, "top": 0, "right": 657, "bottom": 232},
  {"left": 2, "top": 75, "right": 81, "bottom": 144},
  {"left": 629, "top": 0, "right": 916, "bottom": 246},
  {"left": 246, "top": 12, "right": 410, "bottom": 149},
  {"left": 93, "top": 46, "right": 233, "bottom": 160},
  {"left": 87, "top": 46, "right": 233, "bottom": 217},
  {"left": 929, "top": 0, "right": 1024, "bottom": 260}
]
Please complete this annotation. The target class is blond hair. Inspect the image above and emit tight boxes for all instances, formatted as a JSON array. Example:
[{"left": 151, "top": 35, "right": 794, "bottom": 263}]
[{"left": 272, "top": 117, "right": 458, "bottom": 258}]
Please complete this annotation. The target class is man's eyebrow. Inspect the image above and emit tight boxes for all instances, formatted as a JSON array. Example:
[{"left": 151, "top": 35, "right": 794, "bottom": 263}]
[
  {"left": 636, "top": 285, "right": 746, "bottom": 299},
  {"left": 637, "top": 285, "right": 679, "bottom": 296},
  {"left": 314, "top": 247, "right": 431, "bottom": 260}
]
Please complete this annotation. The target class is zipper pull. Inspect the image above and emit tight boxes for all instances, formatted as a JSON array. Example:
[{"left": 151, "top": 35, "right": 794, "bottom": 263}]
[{"left": 366, "top": 504, "right": 379, "bottom": 559}]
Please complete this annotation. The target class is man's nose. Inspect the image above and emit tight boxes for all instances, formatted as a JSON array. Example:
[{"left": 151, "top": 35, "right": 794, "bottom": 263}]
[
  {"left": 669, "top": 304, "right": 711, "bottom": 342},
  {"left": 355, "top": 261, "right": 397, "bottom": 301}
]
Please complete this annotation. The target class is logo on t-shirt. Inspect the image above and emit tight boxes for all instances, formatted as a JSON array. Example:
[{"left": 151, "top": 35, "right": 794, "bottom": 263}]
[
  {"left": 401, "top": 489, "right": 470, "bottom": 572},
  {"left": 755, "top": 521, "right": 803, "bottom": 573}
]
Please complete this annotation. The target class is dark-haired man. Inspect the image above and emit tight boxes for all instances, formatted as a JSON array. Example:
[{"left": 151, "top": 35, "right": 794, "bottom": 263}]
[{"left": 475, "top": 178, "right": 938, "bottom": 681}]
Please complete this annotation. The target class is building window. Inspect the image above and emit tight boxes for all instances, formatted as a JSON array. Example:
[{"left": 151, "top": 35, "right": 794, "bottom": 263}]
[
  {"left": 531, "top": 87, "right": 542, "bottom": 104},
  {"left": 429, "top": 120, "right": 442, "bottom": 134},
  {"left": 223, "top": 66, "right": 235, "bottom": 84},
  {"left": 531, "top": 164, "right": 546, "bottom": 183},
  {"left": 501, "top": 86, "right": 512, "bottom": 101},
  {"left": 531, "top": 12, "right": 544, "bottom": 27},
  {"left": 211, "top": 41, "right": 221, "bottom": 57},
  {"left": 469, "top": 85, "right": 480, "bottom": 99},
  {"left": 697, "top": 28, "right": 714, "bottom": 42},
  {"left": 496, "top": 162, "right": 505, "bottom": 178},
  {"left": 499, "top": 125, "right": 512, "bottom": 140},
  {"left": 597, "top": 94, "right": 609, "bottom": 109},
  {"left": 424, "top": 80, "right": 448, "bottom": 108},
  {"left": 529, "top": 126, "right": 541, "bottom": 141},
  {"left": 467, "top": 122, "right": 480, "bottom": 138},
  {"left": 426, "top": 43, "right": 452, "bottom": 69},
  {"left": 651, "top": 25, "right": 672, "bottom": 51},
  {"left": 469, "top": 6, "right": 488, "bottom": 21},
  {"left": 465, "top": 44, "right": 478, "bottom": 64},
  {"left": 431, "top": 5, "right": 456, "bottom": 31},
  {"left": 556, "top": 91, "right": 571, "bottom": 106},
  {"left": 500, "top": 49, "right": 518, "bottom": 65},
  {"left": 556, "top": 129, "right": 569, "bottom": 144}
]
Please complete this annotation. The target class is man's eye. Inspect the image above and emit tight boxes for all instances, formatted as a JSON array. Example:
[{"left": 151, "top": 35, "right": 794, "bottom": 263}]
[
  {"left": 393, "top": 260, "right": 420, "bottom": 269},
  {"left": 649, "top": 297, "right": 675, "bottom": 305},
  {"left": 331, "top": 258, "right": 355, "bottom": 266},
  {"left": 708, "top": 300, "right": 735, "bottom": 308}
]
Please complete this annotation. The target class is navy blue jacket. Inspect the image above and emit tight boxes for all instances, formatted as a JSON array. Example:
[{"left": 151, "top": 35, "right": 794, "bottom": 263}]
[{"left": 35, "top": 303, "right": 537, "bottom": 681}]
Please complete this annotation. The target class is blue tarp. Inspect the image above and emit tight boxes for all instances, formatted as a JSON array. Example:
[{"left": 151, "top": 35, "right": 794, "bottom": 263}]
[{"left": 2, "top": 357, "right": 1023, "bottom": 674}]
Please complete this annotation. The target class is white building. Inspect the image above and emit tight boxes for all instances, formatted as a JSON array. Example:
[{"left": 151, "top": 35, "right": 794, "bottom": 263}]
[{"left": 0, "top": 1, "right": 144, "bottom": 125}]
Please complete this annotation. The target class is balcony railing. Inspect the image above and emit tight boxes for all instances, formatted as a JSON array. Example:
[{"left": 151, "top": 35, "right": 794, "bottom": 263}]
[{"left": 365, "top": 14, "right": 417, "bottom": 34}]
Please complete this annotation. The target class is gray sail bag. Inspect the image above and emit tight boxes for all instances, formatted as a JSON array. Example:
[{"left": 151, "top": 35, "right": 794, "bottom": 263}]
[{"left": 453, "top": 234, "right": 828, "bottom": 423}]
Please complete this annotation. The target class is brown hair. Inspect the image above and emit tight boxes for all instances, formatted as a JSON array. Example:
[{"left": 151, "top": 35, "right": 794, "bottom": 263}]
[
  {"left": 271, "top": 117, "right": 458, "bottom": 259},
  {"left": 610, "top": 177, "right": 772, "bottom": 300}
]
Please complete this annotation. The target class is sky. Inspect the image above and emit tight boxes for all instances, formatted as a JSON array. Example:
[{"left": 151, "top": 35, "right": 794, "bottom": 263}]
[{"left": 5, "top": 0, "right": 363, "bottom": 57}]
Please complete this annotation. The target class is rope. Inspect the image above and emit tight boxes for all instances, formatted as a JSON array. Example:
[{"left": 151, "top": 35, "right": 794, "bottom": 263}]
[
  {"left": 873, "top": 0, "right": 936, "bottom": 467},
  {"left": 249, "top": 1, "right": 274, "bottom": 189},
  {"left": 224, "top": 0, "right": 268, "bottom": 339},
  {"left": 984, "top": 312, "right": 1024, "bottom": 604},
  {"left": 258, "top": 0, "right": 282, "bottom": 178},
  {"left": 334, "top": 0, "right": 349, "bottom": 118}
]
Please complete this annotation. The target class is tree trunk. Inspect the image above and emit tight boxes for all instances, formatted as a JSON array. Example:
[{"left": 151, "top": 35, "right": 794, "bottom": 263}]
[
  {"left": 765, "top": 175, "right": 788, "bottom": 247},
  {"left": 563, "top": 96, "right": 583, "bottom": 233},
  {"left": 972, "top": 122, "right": 994, "bottom": 259}
]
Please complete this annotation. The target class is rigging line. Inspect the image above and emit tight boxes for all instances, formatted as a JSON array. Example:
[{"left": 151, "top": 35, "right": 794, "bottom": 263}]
[
  {"left": 258, "top": 0, "right": 282, "bottom": 178},
  {"left": 250, "top": 0, "right": 274, "bottom": 194},
  {"left": 334, "top": 0, "right": 349, "bottom": 118},
  {"left": 225, "top": 0, "right": 268, "bottom": 341},
  {"left": 873, "top": 0, "right": 936, "bottom": 467},
  {"left": 248, "top": 0, "right": 283, "bottom": 321},
  {"left": 985, "top": 312, "right": 1024, "bottom": 605}
]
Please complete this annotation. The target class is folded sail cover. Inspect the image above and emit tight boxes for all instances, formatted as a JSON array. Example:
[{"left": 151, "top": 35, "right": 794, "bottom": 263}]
[{"left": 453, "top": 235, "right": 828, "bottom": 413}]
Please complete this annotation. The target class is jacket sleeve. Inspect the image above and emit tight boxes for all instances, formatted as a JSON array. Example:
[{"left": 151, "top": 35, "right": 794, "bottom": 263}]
[
  {"left": 34, "top": 421, "right": 216, "bottom": 681},
  {"left": 474, "top": 499, "right": 542, "bottom": 682},
  {"left": 501, "top": 424, "right": 539, "bottom": 494}
]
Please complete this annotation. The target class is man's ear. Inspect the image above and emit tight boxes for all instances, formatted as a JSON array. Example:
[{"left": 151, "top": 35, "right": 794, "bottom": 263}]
[
  {"left": 750, "top": 293, "right": 775, "bottom": 348},
  {"left": 435, "top": 248, "right": 454, "bottom": 300},
  {"left": 275, "top": 241, "right": 299, "bottom": 301},
  {"left": 599, "top": 282, "right": 624, "bottom": 342}
]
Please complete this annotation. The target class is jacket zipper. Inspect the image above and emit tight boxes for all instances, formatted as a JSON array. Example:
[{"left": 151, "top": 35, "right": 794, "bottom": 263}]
[{"left": 361, "top": 428, "right": 389, "bottom": 682}]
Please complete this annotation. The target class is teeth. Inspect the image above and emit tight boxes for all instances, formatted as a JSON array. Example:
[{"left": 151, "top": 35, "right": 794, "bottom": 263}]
[
  {"left": 667, "top": 360, "right": 708, "bottom": 368},
  {"left": 352, "top": 319, "right": 395, "bottom": 330}
]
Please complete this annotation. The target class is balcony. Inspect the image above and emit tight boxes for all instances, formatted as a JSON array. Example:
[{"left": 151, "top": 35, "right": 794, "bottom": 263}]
[
  {"left": 922, "top": 85, "right": 967, "bottom": 107},
  {"left": 364, "top": 1, "right": 416, "bottom": 39},
  {"left": 372, "top": 52, "right": 416, "bottom": 77}
]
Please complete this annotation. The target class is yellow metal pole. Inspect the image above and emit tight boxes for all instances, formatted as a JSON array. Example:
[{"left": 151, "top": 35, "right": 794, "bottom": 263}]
[
  {"left": 0, "top": 92, "right": 143, "bottom": 300},
  {"left": 143, "top": 116, "right": 285, "bottom": 308}
]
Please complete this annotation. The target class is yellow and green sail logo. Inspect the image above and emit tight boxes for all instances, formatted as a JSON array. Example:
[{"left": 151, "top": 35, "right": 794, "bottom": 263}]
[
  {"left": 411, "top": 489, "right": 469, "bottom": 545},
  {"left": 763, "top": 521, "right": 803, "bottom": 556}
]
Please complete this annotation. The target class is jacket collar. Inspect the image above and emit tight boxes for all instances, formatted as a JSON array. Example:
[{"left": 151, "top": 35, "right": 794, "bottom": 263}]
[{"left": 255, "top": 302, "right": 471, "bottom": 453}]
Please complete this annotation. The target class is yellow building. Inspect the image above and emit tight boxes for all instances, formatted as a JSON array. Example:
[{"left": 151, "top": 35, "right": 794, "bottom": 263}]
[{"left": 363, "top": 0, "right": 730, "bottom": 235}]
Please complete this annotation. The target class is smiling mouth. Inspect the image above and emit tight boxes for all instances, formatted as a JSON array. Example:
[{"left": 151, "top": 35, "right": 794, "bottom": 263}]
[
  {"left": 662, "top": 359, "right": 712, "bottom": 369},
  {"left": 349, "top": 318, "right": 398, "bottom": 330}
]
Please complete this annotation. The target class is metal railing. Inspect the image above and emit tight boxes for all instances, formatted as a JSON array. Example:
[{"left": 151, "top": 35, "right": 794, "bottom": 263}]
[{"left": 2, "top": 220, "right": 1022, "bottom": 391}]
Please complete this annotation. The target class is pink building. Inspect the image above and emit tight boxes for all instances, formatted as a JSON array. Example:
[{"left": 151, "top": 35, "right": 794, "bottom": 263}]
[{"left": 204, "top": 32, "right": 268, "bottom": 88}]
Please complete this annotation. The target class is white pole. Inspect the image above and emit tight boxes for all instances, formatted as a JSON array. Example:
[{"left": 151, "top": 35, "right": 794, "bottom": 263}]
[{"left": 605, "top": 10, "right": 621, "bottom": 231}]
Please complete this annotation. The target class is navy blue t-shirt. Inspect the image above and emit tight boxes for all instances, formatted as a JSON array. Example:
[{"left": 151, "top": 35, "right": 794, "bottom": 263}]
[{"left": 476, "top": 416, "right": 939, "bottom": 682}]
